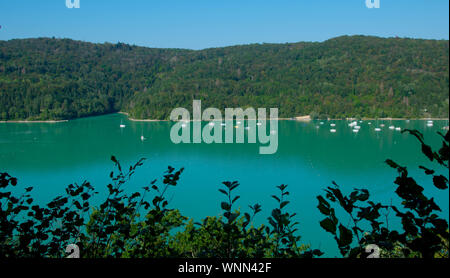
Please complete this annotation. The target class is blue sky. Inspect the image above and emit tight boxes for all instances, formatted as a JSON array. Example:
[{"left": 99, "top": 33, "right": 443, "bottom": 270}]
[{"left": 0, "top": 0, "right": 448, "bottom": 49}]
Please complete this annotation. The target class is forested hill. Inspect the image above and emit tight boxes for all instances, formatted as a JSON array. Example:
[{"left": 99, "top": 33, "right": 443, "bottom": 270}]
[{"left": 0, "top": 36, "right": 448, "bottom": 121}]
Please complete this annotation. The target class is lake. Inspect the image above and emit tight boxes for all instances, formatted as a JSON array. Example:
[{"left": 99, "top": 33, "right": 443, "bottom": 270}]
[{"left": 0, "top": 113, "right": 448, "bottom": 257}]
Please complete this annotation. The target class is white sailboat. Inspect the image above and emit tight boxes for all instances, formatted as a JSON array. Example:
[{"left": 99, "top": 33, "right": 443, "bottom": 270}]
[
  {"left": 348, "top": 121, "right": 357, "bottom": 127},
  {"left": 388, "top": 118, "right": 395, "bottom": 130},
  {"left": 120, "top": 120, "right": 126, "bottom": 128}
]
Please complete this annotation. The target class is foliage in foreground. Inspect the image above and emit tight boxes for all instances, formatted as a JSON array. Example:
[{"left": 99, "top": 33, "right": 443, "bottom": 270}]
[
  {"left": 317, "top": 129, "right": 449, "bottom": 258},
  {"left": 0, "top": 130, "right": 448, "bottom": 258},
  {"left": 0, "top": 159, "right": 320, "bottom": 258}
]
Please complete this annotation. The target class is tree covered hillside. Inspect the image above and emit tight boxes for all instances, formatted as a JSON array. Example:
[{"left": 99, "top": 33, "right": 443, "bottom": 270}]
[
  {"left": 0, "top": 38, "right": 188, "bottom": 120},
  {"left": 0, "top": 36, "right": 448, "bottom": 120}
]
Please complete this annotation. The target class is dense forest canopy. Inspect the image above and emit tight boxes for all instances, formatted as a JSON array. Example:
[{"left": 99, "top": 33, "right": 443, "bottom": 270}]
[{"left": 0, "top": 36, "right": 448, "bottom": 121}]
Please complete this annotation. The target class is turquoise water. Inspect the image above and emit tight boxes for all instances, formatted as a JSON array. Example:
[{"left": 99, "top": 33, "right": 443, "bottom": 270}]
[{"left": 0, "top": 113, "right": 448, "bottom": 257}]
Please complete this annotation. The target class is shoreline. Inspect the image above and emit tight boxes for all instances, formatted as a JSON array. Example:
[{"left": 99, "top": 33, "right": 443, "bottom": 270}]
[
  {"left": 358, "top": 117, "right": 449, "bottom": 121},
  {"left": 0, "top": 119, "right": 68, "bottom": 123},
  {"left": 1, "top": 112, "right": 448, "bottom": 123},
  {"left": 118, "top": 112, "right": 169, "bottom": 122},
  {"left": 121, "top": 112, "right": 449, "bottom": 122}
]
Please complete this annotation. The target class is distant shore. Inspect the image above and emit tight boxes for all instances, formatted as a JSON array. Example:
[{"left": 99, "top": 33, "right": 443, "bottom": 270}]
[
  {"left": 0, "top": 119, "right": 68, "bottom": 123},
  {"left": 1, "top": 112, "right": 448, "bottom": 123},
  {"left": 358, "top": 117, "right": 449, "bottom": 121},
  {"left": 118, "top": 112, "right": 169, "bottom": 122},
  {"left": 124, "top": 112, "right": 449, "bottom": 122},
  {"left": 119, "top": 111, "right": 295, "bottom": 122}
]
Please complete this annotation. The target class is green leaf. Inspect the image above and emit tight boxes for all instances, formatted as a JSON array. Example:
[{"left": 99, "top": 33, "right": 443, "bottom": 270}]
[
  {"left": 317, "top": 203, "right": 331, "bottom": 216},
  {"left": 271, "top": 195, "right": 280, "bottom": 203},
  {"left": 338, "top": 224, "right": 353, "bottom": 247},
  {"left": 232, "top": 196, "right": 240, "bottom": 204},
  {"left": 419, "top": 166, "right": 435, "bottom": 175},
  {"left": 280, "top": 201, "right": 289, "bottom": 209},
  {"left": 320, "top": 218, "right": 337, "bottom": 235},
  {"left": 421, "top": 144, "right": 434, "bottom": 161},
  {"left": 111, "top": 155, "right": 117, "bottom": 163},
  {"left": 221, "top": 202, "right": 231, "bottom": 211},
  {"left": 433, "top": 175, "right": 448, "bottom": 190},
  {"left": 385, "top": 159, "right": 400, "bottom": 169}
]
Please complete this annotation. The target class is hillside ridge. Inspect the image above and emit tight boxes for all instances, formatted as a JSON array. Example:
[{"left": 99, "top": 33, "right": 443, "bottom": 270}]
[{"left": 0, "top": 35, "right": 448, "bottom": 120}]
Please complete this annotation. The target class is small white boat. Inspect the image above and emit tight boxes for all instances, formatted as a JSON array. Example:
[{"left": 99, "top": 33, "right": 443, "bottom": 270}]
[
  {"left": 395, "top": 127, "right": 401, "bottom": 131},
  {"left": 354, "top": 126, "right": 361, "bottom": 130},
  {"left": 237, "top": 121, "right": 241, "bottom": 125},
  {"left": 245, "top": 126, "right": 250, "bottom": 130},
  {"left": 330, "top": 123, "right": 336, "bottom": 127},
  {"left": 368, "top": 122, "right": 372, "bottom": 125},
  {"left": 119, "top": 120, "right": 126, "bottom": 128},
  {"left": 181, "top": 123, "right": 187, "bottom": 128},
  {"left": 427, "top": 123, "right": 433, "bottom": 127},
  {"left": 208, "top": 122, "right": 215, "bottom": 126},
  {"left": 380, "top": 124, "right": 385, "bottom": 127},
  {"left": 141, "top": 135, "right": 145, "bottom": 141},
  {"left": 257, "top": 122, "right": 262, "bottom": 126},
  {"left": 221, "top": 123, "right": 226, "bottom": 126},
  {"left": 348, "top": 121, "right": 357, "bottom": 127},
  {"left": 374, "top": 128, "right": 381, "bottom": 132},
  {"left": 352, "top": 129, "right": 359, "bottom": 133},
  {"left": 389, "top": 126, "right": 395, "bottom": 130},
  {"left": 330, "top": 129, "right": 337, "bottom": 133},
  {"left": 320, "top": 122, "right": 324, "bottom": 125}
]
